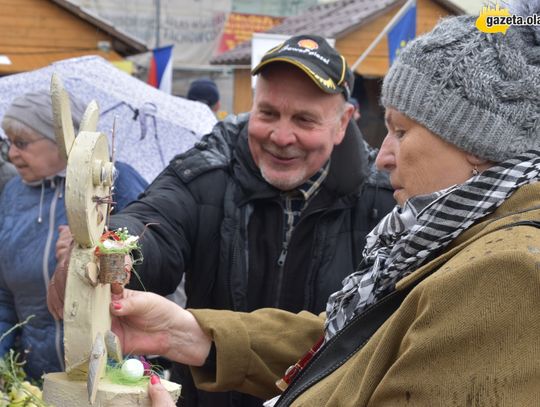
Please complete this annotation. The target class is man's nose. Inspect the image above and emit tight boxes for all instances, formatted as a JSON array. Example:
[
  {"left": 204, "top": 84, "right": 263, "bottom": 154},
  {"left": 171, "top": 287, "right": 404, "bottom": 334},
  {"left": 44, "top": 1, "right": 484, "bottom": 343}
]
[{"left": 269, "top": 122, "right": 296, "bottom": 146}]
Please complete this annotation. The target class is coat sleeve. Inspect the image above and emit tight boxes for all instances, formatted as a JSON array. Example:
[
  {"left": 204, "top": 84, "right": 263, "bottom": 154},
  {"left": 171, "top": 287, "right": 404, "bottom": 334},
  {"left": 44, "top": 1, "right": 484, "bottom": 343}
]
[
  {"left": 109, "top": 120, "right": 238, "bottom": 297},
  {"left": 189, "top": 308, "right": 325, "bottom": 400},
  {"left": 109, "top": 164, "right": 201, "bottom": 296}
]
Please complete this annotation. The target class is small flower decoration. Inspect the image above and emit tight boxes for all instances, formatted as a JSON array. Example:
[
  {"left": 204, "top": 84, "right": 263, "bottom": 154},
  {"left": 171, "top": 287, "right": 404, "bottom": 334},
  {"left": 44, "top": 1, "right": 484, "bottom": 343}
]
[{"left": 95, "top": 227, "right": 140, "bottom": 256}]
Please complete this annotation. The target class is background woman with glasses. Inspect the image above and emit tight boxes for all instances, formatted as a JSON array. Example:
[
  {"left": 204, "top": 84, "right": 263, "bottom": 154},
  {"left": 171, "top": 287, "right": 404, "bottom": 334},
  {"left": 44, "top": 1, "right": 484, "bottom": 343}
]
[{"left": 0, "top": 89, "right": 148, "bottom": 381}]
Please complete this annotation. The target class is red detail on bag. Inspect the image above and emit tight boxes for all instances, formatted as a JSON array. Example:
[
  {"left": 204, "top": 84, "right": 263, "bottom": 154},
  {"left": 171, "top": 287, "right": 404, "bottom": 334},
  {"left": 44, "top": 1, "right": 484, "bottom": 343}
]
[{"left": 275, "top": 335, "right": 324, "bottom": 391}]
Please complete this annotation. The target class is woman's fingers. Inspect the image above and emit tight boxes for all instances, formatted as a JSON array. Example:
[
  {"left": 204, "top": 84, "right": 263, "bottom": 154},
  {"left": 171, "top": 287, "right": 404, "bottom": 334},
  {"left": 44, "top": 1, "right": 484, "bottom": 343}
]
[{"left": 148, "top": 375, "right": 176, "bottom": 407}]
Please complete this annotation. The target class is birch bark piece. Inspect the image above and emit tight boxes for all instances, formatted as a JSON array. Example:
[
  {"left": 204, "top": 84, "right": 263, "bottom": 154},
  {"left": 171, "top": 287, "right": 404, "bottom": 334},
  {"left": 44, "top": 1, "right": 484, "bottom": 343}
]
[
  {"left": 105, "top": 330, "right": 124, "bottom": 364},
  {"left": 88, "top": 333, "right": 107, "bottom": 404}
]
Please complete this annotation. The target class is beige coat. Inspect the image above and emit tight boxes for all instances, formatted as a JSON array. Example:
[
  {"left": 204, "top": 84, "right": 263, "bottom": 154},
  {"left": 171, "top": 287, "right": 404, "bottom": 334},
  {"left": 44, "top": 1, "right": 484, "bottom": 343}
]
[{"left": 191, "top": 183, "right": 540, "bottom": 406}]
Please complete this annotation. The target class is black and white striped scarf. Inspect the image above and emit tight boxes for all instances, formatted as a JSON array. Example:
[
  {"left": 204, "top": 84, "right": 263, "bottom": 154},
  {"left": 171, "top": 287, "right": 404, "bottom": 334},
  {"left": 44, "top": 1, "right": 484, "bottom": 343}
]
[{"left": 325, "top": 150, "right": 540, "bottom": 340}]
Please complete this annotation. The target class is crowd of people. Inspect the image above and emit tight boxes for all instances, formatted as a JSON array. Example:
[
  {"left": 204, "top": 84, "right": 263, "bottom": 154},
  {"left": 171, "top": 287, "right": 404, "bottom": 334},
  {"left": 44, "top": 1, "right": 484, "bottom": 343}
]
[{"left": 0, "top": 1, "right": 539, "bottom": 406}]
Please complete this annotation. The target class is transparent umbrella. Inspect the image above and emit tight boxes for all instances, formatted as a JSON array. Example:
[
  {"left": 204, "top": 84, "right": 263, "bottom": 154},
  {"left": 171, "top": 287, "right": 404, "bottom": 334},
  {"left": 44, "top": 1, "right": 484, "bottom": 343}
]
[{"left": 0, "top": 55, "right": 217, "bottom": 182}]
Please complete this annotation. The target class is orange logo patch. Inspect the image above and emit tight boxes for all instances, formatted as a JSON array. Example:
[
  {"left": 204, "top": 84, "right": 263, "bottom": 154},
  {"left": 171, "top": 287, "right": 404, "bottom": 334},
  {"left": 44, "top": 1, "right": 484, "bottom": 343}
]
[{"left": 297, "top": 39, "right": 319, "bottom": 50}]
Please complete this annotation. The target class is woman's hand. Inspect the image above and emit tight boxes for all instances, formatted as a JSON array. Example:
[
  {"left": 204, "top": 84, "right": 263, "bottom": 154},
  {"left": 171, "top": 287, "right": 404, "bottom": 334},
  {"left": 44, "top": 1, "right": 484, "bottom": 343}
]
[
  {"left": 148, "top": 375, "right": 176, "bottom": 407},
  {"left": 110, "top": 289, "right": 212, "bottom": 366}
]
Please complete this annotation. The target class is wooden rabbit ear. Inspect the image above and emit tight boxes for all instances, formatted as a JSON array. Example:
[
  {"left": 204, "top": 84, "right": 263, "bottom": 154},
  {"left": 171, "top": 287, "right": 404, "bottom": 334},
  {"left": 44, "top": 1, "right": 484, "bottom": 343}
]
[
  {"left": 50, "top": 73, "right": 75, "bottom": 161},
  {"left": 80, "top": 100, "right": 100, "bottom": 133}
]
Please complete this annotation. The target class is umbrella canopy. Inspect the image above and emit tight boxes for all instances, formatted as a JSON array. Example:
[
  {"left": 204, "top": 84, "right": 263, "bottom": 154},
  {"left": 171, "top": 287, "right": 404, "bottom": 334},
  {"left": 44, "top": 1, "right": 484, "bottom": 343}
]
[{"left": 0, "top": 55, "right": 217, "bottom": 182}]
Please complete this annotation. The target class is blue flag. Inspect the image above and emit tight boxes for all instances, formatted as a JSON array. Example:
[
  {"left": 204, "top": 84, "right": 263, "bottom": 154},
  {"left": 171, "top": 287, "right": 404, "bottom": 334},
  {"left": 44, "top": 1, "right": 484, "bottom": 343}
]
[{"left": 387, "top": 4, "right": 417, "bottom": 65}]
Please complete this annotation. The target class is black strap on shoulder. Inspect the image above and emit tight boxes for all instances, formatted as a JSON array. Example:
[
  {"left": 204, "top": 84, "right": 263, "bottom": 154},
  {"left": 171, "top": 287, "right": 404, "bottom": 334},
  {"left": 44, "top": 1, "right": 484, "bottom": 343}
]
[
  {"left": 276, "top": 284, "right": 414, "bottom": 406},
  {"left": 276, "top": 219, "right": 540, "bottom": 406}
]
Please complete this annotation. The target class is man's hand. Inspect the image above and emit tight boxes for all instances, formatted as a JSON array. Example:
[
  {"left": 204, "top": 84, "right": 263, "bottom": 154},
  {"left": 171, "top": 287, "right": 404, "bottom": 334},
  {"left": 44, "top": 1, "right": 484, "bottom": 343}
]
[
  {"left": 110, "top": 289, "right": 212, "bottom": 366},
  {"left": 48, "top": 225, "right": 133, "bottom": 318},
  {"left": 47, "top": 225, "right": 74, "bottom": 320},
  {"left": 55, "top": 225, "right": 73, "bottom": 262}
]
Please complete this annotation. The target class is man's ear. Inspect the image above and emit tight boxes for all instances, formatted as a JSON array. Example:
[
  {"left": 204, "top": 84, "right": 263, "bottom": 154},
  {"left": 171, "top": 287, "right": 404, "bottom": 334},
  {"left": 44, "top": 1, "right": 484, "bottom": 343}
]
[{"left": 334, "top": 103, "right": 355, "bottom": 145}]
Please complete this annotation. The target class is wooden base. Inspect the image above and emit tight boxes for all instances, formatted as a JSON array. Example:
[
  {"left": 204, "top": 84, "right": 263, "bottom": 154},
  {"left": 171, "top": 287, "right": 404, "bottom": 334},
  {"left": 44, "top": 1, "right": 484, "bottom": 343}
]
[{"left": 42, "top": 372, "right": 181, "bottom": 406}]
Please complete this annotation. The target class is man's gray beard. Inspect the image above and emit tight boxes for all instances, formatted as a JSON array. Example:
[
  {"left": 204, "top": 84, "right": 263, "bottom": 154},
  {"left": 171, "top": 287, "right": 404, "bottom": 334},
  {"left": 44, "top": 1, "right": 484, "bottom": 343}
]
[{"left": 259, "top": 164, "right": 308, "bottom": 191}]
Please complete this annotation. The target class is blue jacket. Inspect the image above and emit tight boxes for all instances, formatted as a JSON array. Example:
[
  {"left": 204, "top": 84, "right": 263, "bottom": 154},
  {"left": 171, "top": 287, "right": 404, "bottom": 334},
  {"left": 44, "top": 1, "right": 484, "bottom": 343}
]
[{"left": 0, "top": 162, "right": 147, "bottom": 380}]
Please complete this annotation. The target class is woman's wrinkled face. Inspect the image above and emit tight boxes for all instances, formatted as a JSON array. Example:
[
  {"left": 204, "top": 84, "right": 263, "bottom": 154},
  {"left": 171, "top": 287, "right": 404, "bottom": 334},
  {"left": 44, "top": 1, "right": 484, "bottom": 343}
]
[
  {"left": 5, "top": 128, "right": 66, "bottom": 183},
  {"left": 375, "top": 108, "right": 474, "bottom": 206}
]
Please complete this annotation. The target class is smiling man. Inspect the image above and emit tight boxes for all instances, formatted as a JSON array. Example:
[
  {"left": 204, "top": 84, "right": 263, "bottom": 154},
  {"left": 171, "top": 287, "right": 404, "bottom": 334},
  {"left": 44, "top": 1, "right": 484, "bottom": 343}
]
[{"left": 49, "top": 34, "right": 395, "bottom": 407}]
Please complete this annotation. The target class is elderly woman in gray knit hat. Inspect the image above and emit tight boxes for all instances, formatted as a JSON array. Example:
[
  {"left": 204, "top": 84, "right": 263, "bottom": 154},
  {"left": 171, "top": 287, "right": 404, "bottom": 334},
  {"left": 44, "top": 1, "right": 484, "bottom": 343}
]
[
  {"left": 0, "top": 89, "right": 147, "bottom": 381},
  {"left": 108, "top": 6, "right": 540, "bottom": 407}
]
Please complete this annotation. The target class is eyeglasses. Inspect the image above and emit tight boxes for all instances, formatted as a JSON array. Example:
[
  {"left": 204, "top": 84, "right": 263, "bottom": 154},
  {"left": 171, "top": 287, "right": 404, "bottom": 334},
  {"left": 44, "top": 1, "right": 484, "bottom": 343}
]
[{"left": 0, "top": 138, "right": 47, "bottom": 161}]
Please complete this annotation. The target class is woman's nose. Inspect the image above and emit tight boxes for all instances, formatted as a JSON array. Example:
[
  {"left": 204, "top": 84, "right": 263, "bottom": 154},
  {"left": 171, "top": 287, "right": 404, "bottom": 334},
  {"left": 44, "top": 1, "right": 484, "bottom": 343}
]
[
  {"left": 8, "top": 144, "right": 20, "bottom": 162},
  {"left": 375, "top": 134, "right": 396, "bottom": 172}
]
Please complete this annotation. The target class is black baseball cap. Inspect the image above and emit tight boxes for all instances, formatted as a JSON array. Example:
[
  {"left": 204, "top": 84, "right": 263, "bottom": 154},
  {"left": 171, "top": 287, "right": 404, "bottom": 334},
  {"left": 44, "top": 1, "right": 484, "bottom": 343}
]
[{"left": 252, "top": 34, "right": 354, "bottom": 100}]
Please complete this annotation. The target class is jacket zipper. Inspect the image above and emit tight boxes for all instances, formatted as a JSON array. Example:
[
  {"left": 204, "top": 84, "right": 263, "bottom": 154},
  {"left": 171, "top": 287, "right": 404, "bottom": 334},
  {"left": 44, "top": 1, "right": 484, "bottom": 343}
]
[
  {"left": 274, "top": 202, "right": 328, "bottom": 308},
  {"left": 274, "top": 241, "right": 289, "bottom": 308},
  {"left": 277, "top": 245, "right": 288, "bottom": 267},
  {"left": 43, "top": 179, "right": 65, "bottom": 371}
]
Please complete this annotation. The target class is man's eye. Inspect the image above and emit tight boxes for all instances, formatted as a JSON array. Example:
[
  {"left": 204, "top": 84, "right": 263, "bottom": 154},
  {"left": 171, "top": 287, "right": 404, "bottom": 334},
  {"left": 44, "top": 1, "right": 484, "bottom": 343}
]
[
  {"left": 395, "top": 130, "right": 405, "bottom": 139},
  {"left": 296, "top": 116, "right": 315, "bottom": 125}
]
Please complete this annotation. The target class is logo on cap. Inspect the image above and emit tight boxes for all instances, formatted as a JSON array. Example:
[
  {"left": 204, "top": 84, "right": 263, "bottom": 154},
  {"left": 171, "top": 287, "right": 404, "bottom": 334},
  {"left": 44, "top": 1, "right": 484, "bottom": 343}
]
[{"left": 297, "top": 39, "right": 319, "bottom": 50}]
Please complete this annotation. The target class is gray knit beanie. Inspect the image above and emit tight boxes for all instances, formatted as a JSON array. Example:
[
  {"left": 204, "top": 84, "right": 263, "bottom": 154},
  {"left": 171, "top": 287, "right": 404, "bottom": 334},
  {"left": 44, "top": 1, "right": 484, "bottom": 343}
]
[
  {"left": 381, "top": 12, "right": 540, "bottom": 162},
  {"left": 3, "top": 88, "right": 87, "bottom": 141}
]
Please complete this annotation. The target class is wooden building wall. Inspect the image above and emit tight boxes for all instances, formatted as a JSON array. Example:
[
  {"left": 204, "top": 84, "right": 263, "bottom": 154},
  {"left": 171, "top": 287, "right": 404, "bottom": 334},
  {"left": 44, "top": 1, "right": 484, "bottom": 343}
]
[
  {"left": 232, "top": 0, "right": 454, "bottom": 115},
  {"left": 338, "top": 0, "right": 452, "bottom": 77},
  {"left": 233, "top": 69, "right": 253, "bottom": 114},
  {"left": 0, "top": 0, "right": 123, "bottom": 74}
]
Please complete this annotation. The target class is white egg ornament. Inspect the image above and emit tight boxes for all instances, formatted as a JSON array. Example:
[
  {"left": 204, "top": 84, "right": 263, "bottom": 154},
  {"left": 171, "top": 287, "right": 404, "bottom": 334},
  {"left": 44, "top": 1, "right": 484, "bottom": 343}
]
[{"left": 121, "top": 358, "right": 145, "bottom": 381}]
